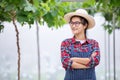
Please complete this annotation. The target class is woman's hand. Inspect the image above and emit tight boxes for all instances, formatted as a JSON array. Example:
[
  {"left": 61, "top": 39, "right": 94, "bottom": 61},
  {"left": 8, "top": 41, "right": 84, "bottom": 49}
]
[{"left": 91, "top": 52, "right": 97, "bottom": 57}]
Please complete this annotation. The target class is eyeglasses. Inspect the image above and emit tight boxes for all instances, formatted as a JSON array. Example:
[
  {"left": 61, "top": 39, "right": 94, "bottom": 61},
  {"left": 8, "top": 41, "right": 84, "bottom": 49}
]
[{"left": 69, "top": 21, "right": 82, "bottom": 27}]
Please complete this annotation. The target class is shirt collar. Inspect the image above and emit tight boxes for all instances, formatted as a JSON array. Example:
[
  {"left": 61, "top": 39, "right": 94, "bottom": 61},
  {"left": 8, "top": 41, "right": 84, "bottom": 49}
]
[{"left": 71, "top": 36, "right": 91, "bottom": 44}]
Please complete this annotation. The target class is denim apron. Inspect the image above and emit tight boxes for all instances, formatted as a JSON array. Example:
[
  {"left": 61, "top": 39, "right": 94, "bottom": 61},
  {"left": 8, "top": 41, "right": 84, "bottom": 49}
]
[{"left": 64, "top": 43, "right": 96, "bottom": 80}]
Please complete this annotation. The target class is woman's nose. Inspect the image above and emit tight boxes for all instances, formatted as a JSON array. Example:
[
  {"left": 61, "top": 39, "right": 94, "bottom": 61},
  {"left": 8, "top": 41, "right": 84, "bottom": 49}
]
[{"left": 72, "top": 23, "right": 76, "bottom": 28}]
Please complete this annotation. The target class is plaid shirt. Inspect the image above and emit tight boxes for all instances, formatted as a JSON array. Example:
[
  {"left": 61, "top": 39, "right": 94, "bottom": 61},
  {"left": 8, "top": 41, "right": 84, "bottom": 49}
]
[{"left": 61, "top": 37, "right": 100, "bottom": 70}]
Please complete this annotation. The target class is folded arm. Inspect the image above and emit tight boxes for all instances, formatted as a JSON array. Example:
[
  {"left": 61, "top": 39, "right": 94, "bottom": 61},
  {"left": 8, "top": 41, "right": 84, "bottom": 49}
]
[
  {"left": 71, "top": 61, "right": 89, "bottom": 69},
  {"left": 71, "top": 41, "right": 100, "bottom": 68},
  {"left": 70, "top": 52, "right": 99, "bottom": 69}
]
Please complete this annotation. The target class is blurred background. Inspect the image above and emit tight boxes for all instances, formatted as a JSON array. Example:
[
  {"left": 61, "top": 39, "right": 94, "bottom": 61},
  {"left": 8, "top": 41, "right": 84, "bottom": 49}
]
[
  {"left": 0, "top": 13, "right": 120, "bottom": 80},
  {"left": 0, "top": 0, "right": 120, "bottom": 80}
]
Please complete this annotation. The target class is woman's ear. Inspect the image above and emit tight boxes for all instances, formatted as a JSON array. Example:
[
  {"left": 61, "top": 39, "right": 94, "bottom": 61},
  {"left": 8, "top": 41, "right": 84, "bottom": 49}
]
[
  {"left": 83, "top": 24, "right": 87, "bottom": 29},
  {"left": 84, "top": 24, "right": 88, "bottom": 29}
]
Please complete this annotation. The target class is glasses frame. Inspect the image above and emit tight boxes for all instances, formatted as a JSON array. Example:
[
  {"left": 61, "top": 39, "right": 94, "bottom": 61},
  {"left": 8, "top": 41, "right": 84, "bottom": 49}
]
[{"left": 69, "top": 21, "right": 83, "bottom": 27}]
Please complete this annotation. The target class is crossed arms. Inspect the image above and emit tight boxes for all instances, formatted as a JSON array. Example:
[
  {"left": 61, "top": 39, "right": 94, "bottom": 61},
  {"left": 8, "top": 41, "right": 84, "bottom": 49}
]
[
  {"left": 70, "top": 52, "right": 97, "bottom": 69},
  {"left": 61, "top": 40, "right": 100, "bottom": 70}
]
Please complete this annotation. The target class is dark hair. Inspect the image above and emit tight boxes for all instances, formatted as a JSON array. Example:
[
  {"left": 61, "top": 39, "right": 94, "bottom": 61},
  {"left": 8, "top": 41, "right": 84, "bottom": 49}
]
[{"left": 70, "top": 15, "right": 88, "bottom": 38}]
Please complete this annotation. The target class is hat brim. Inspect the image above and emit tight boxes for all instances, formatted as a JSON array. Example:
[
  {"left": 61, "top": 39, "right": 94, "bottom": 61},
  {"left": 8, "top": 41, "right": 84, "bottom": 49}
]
[{"left": 64, "top": 12, "right": 95, "bottom": 29}]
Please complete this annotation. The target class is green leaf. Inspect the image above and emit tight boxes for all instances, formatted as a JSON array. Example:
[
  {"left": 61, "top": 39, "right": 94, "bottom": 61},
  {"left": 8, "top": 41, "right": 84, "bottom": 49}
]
[
  {"left": 4, "top": 4, "right": 16, "bottom": 12},
  {"left": 108, "top": 28, "right": 113, "bottom": 34},
  {"left": 82, "top": 0, "right": 95, "bottom": 8},
  {"left": 33, "top": 0, "right": 39, "bottom": 8},
  {"left": 104, "top": 12, "right": 112, "bottom": 22},
  {"left": 116, "top": 17, "right": 120, "bottom": 28},
  {"left": 24, "top": 0, "right": 36, "bottom": 12}
]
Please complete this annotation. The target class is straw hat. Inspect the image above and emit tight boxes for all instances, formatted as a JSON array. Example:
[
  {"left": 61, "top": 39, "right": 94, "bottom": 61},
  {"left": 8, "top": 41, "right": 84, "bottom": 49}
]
[{"left": 64, "top": 9, "right": 95, "bottom": 29}]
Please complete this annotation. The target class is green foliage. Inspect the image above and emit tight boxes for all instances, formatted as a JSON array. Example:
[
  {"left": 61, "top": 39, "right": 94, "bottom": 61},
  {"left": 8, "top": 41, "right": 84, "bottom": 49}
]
[
  {"left": 96, "top": 0, "right": 120, "bottom": 34},
  {"left": 0, "top": 0, "right": 84, "bottom": 31},
  {"left": 43, "top": 2, "right": 69, "bottom": 28},
  {"left": 82, "top": 0, "right": 95, "bottom": 8},
  {"left": 0, "top": 0, "right": 120, "bottom": 33}
]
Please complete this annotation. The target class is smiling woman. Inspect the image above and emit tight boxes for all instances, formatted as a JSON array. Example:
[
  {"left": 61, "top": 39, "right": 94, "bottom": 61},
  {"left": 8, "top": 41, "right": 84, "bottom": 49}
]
[
  {"left": 69, "top": 15, "right": 88, "bottom": 39},
  {"left": 61, "top": 9, "right": 100, "bottom": 80}
]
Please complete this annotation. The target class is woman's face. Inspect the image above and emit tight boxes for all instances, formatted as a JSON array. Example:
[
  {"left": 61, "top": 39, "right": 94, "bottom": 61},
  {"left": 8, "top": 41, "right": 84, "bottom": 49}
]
[{"left": 69, "top": 16, "right": 86, "bottom": 35}]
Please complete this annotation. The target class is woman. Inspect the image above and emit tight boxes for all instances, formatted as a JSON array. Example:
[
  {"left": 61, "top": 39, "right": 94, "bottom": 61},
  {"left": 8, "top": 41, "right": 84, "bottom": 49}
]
[{"left": 61, "top": 9, "right": 100, "bottom": 80}]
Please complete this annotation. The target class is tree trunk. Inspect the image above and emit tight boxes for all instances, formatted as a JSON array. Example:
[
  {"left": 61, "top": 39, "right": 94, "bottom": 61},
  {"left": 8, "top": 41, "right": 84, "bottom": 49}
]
[
  {"left": 36, "top": 21, "right": 41, "bottom": 80},
  {"left": 13, "top": 18, "right": 21, "bottom": 80}
]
